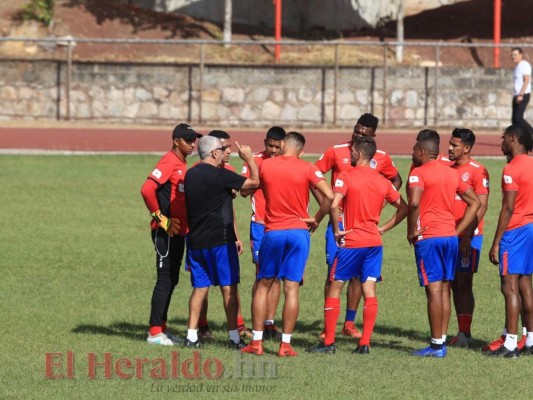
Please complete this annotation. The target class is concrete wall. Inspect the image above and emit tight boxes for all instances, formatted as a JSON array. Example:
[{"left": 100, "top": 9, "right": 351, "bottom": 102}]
[{"left": 0, "top": 60, "right": 520, "bottom": 129}]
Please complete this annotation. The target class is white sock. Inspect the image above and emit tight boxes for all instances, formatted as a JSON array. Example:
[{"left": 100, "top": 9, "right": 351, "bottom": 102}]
[
  {"left": 229, "top": 329, "right": 240, "bottom": 343},
  {"left": 281, "top": 333, "right": 292, "bottom": 344},
  {"left": 264, "top": 320, "right": 274, "bottom": 326},
  {"left": 187, "top": 329, "right": 198, "bottom": 342},
  {"left": 431, "top": 337, "right": 444, "bottom": 345},
  {"left": 441, "top": 335, "right": 447, "bottom": 343},
  {"left": 522, "top": 326, "right": 527, "bottom": 336},
  {"left": 253, "top": 330, "right": 264, "bottom": 341},
  {"left": 526, "top": 332, "right": 533, "bottom": 347},
  {"left": 504, "top": 334, "right": 517, "bottom": 351}
]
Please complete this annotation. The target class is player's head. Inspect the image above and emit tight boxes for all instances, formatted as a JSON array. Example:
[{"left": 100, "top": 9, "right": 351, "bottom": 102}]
[
  {"left": 198, "top": 135, "right": 224, "bottom": 165},
  {"left": 264, "top": 126, "right": 286, "bottom": 157},
  {"left": 412, "top": 129, "right": 440, "bottom": 167},
  {"left": 350, "top": 135, "right": 377, "bottom": 167},
  {"left": 172, "top": 123, "right": 202, "bottom": 157},
  {"left": 511, "top": 47, "right": 524, "bottom": 64},
  {"left": 282, "top": 131, "right": 305, "bottom": 156},
  {"left": 352, "top": 113, "right": 379, "bottom": 142},
  {"left": 448, "top": 128, "right": 476, "bottom": 162},
  {"left": 208, "top": 130, "right": 232, "bottom": 164},
  {"left": 502, "top": 123, "right": 533, "bottom": 160}
]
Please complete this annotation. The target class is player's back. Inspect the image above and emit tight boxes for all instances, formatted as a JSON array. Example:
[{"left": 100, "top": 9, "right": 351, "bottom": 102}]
[{"left": 504, "top": 154, "right": 533, "bottom": 230}]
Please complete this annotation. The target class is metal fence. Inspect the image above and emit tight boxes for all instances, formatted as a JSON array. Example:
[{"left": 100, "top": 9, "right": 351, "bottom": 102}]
[{"left": 1, "top": 37, "right": 532, "bottom": 127}]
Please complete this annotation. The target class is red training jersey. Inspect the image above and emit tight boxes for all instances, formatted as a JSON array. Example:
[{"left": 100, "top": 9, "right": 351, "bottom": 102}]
[
  {"left": 335, "top": 166, "right": 400, "bottom": 248},
  {"left": 315, "top": 142, "right": 398, "bottom": 186},
  {"left": 259, "top": 155, "right": 325, "bottom": 232},
  {"left": 140, "top": 151, "right": 188, "bottom": 235},
  {"left": 242, "top": 151, "right": 269, "bottom": 223},
  {"left": 408, "top": 160, "right": 469, "bottom": 239},
  {"left": 451, "top": 159, "right": 489, "bottom": 235},
  {"left": 501, "top": 154, "right": 533, "bottom": 230}
]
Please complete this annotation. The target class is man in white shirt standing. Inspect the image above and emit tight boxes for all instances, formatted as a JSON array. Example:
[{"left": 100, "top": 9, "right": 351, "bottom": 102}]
[{"left": 511, "top": 47, "right": 532, "bottom": 132}]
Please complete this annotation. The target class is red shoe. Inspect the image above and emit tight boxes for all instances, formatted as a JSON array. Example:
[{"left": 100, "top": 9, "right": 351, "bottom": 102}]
[
  {"left": 318, "top": 328, "right": 326, "bottom": 340},
  {"left": 341, "top": 324, "right": 362, "bottom": 339},
  {"left": 482, "top": 335, "right": 505, "bottom": 353},
  {"left": 518, "top": 335, "right": 527, "bottom": 350},
  {"left": 278, "top": 342, "right": 297, "bottom": 357},
  {"left": 240, "top": 340, "right": 264, "bottom": 355}
]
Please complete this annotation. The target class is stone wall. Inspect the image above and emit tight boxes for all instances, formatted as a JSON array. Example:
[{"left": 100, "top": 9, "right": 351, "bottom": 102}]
[{"left": 0, "top": 60, "right": 521, "bottom": 129}]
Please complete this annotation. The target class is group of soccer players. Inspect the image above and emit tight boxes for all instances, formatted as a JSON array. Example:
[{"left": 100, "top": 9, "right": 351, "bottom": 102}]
[{"left": 141, "top": 115, "right": 533, "bottom": 358}]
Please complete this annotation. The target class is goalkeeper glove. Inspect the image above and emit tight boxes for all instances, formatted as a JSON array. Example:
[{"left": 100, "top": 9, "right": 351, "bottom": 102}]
[{"left": 150, "top": 209, "right": 181, "bottom": 236}]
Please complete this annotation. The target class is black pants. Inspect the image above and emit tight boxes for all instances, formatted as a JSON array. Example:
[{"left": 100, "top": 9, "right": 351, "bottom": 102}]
[
  {"left": 149, "top": 229, "right": 185, "bottom": 327},
  {"left": 512, "top": 93, "right": 533, "bottom": 132}
]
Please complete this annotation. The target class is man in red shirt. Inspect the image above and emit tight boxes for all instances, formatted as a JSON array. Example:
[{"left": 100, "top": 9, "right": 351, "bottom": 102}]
[
  {"left": 446, "top": 129, "right": 490, "bottom": 347},
  {"left": 241, "top": 132, "right": 334, "bottom": 357},
  {"left": 308, "top": 136, "right": 408, "bottom": 355},
  {"left": 488, "top": 124, "right": 533, "bottom": 357},
  {"left": 315, "top": 113, "right": 402, "bottom": 340},
  {"left": 140, "top": 123, "right": 202, "bottom": 346},
  {"left": 408, "top": 131, "right": 480, "bottom": 358},
  {"left": 241, "top": 126, "right": 287, "bottom": 340}
]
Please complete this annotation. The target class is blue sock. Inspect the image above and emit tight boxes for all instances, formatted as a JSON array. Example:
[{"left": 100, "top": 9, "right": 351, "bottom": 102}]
[{"left": 345, "top": 309, "right": 357, "bottom": 323}]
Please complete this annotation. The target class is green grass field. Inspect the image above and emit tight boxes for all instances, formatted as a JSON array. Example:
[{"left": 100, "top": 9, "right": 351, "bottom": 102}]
[{"left": 1, "top": 154, "right": 532, "bottom": 400}]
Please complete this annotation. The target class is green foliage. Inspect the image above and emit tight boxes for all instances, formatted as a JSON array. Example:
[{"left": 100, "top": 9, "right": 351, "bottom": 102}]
[
  {"left": 21, "top": 0, "right": 55, "bottom": 27},
  {"left": 1, "top": 154, "right": 532, "bottom": 400}
]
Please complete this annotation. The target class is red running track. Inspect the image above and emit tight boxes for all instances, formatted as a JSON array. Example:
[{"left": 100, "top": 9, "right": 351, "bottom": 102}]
[{"left": 0, "top": 126, "right": 504, "bottom": 156}]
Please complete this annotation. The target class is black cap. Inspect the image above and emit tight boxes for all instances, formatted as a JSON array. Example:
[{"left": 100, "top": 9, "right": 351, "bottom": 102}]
[{"left": 172, "top": 123, "right": 202, "bottom": 140}]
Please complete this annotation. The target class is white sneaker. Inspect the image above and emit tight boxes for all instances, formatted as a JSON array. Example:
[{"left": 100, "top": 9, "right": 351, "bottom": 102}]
[
  {"left": 147, "top": 332, "right": 175, "bottom": 346},
  {"left": 448, "top": 332, "right": 472, "bottom": 347},
  {"left": 163, "top": 329, "right": 182, "bottom": 345}
]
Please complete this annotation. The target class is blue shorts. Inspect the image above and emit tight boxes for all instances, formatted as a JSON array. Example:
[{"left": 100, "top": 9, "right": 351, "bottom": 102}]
[
  {"left": 329, "top": 246, "right": 383, "bottom": 284},
  {"left": 187, "top": 243, "right": 240, "bottom": 288},
  {"left": 325, "top": 221, "right": 344, "bottom": 267},
  {"left": 250, "top": 221, "right": 265, "bottom": 265},
  {"left": 258, "top": 229, "right": 310, "bottom": 283},
  {"left": 414, "top": 236, "right": 458, "bottom": 286},
  {"left": 499, "top": 223, "right": 533, "bottom": 276},
  {"left": 455, "top": 235, "right": 483, "bottom": 273}
]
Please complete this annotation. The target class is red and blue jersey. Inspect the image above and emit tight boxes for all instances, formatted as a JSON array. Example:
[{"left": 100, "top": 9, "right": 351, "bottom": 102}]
[{"left": 501, "top": 154, "right": 533, "bottom": 230}]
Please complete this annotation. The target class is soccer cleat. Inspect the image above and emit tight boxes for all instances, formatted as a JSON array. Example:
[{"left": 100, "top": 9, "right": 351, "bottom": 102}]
[
  {"left": 238, "top": 325, "right": 254, "bottom": 340},
  {"left": 306, "top": 341, "right": 336, "bottom": 354},
  {"left": 520, "top": 345, "right": 533, "bottom": 355},
  {"left": 182, "top": 338, "right": 201, "bottom": 348},
  {"left": 198, "top": 326, "right": 214, "bottom": 341},
  {"left": 278, "top": 343, "right": 298, "bottom": 357},
  {"left": 517, "top": 335, "right": 526, "bottom": 350},
  {"left": 163, "top": 329, "right": 183, "bottom": 345},
  {"left": 486, "top": 345, "right": 519, "bottom": 358},
  {"left": 240, "top": 340, "right": 264, "bottom": 355},
  {"left": 263, "top": 324, "right": 282, "bottom": 340},
  {"left": 481, "top": 335, "right": 505, "bottom": 353},
  {"left": 147, "top": 332, "right": 175, "bottom": 346},
  {"left": 353, "top": 345, "right": 370, "bottom": 354},
  {"left": 228, "top": 339, "right": 246, "bottom": 350},
  {"left": 411, "top": 345, "right": 447, "bottom": 358},
  {"left": 448, "top": 332, "right": 472, "bottom": 348},
  {"left": 341, "top": 324, "right": 362, "bottom": 339}
]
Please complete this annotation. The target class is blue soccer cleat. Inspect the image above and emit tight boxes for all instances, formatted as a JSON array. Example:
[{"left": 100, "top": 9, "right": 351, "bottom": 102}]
[{"left": 411, "top": 345, "right": 447, "bottom": 358}]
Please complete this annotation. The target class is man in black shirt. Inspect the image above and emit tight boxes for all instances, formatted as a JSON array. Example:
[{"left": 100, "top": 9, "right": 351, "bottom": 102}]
[{"left": 184, "top": 135, "right": 259, "bottom": 348}]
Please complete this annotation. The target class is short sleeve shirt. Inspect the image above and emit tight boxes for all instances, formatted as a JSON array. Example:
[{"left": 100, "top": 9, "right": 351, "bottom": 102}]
[
  {"left": 335, "top": 166, "right": 400, "bottom": 247},
  {"left": 514, "top": 60, "right": 532, "bottom": 95},
  {"left": 185, "top": 163, "right": 246, "bottom": 249},
  {"left": 501, "top": 154, "right": 533, "bottom": 230}
]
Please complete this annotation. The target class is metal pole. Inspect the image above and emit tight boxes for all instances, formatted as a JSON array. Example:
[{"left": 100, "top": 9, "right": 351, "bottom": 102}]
[
  {"left": 383, "top": 44, "right": 388, "bottom": 124},
  {"left": 493, "top": 0, "right": 501, "bottom": 68},
  {"left": 274, "top": 0, "right": 282, "bottom": 62},
  {"left": 199, "top": 43, "right": 205, "bottom": 124},
  {"left": 66, "top": 39, "right": 73, "bottom": 121},
  {"left": 396, "top": 0, "right": 404, "bottom": 64},
  {"left": 333, "top": 44, "right": 339, "bottom": 125},
  {"left": 433, "top": 46, "right": 440, "bottom": 125}
]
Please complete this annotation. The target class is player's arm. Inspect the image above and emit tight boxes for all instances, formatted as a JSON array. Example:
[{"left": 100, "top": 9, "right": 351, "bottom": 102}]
[
  {"left": 140, "top": 178, "right": 180, "bottom": 236},
  {"left": 456, "top": 188, "right": 481, "bottom": 237},
  {"left": 489, "top": 191, "right": 517, "bottom": 265},
  {"left": 303, "top": 180, "right": 334, "bottom": 233},
  {"left": 407, "top": 185, "right": 424, "bottom": 245},
  {"left": 390, "top": 173, "right": 403, "bottom": 191},
  {"left": 329, "top": 192, "right": 352, "bottom": 244},
  {"left": 517, "top": 73, "right": 531, "bottom": 101},
  {"left": 459, "top": 192, "right": 488, "bottom": 258},
  {"left": 235, "top": 142, "right": 259, "bottom": 190},
  {"left": 240, "top": 162, "right": 256, "bottom": 197},
  {"left": 379, "top": 196, "right": 408, "bottom": 235},
  {"left": 233, "top": 204, "right": 244, "bottom": 255}
]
